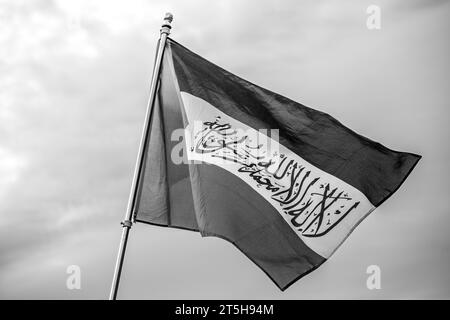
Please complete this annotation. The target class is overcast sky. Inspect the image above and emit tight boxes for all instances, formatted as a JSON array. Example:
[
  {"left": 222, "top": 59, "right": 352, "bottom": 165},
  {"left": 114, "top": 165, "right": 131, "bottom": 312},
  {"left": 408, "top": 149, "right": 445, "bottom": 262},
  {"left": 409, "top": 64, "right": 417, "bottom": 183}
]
[{"left": 0, "top": 0, "right": 449, "bottom": 299}]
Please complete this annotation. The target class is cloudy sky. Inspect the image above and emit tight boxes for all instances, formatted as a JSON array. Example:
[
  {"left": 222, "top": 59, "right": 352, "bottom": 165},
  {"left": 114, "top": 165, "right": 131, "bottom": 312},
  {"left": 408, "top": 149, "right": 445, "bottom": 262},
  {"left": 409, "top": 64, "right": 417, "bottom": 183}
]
[{"left": 0, "top": 0, "right": 449, "bottom": 299}]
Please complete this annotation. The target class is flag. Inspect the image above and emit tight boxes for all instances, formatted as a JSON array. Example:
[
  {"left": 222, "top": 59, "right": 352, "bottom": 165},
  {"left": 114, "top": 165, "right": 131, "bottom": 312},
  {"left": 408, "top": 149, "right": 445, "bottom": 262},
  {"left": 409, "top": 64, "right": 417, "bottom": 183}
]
[{"left": 134, "top": 38, "right": 421, "bottom": 290}]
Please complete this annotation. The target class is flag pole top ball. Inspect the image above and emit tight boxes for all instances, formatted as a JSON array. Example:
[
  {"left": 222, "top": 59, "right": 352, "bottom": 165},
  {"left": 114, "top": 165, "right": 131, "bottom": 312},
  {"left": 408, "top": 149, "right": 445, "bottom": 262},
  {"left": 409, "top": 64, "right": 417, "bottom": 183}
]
[
  {"left": 164, "top": 12, "right": 173, "bottom": 23},
  {"left": 161, "top": 13, "right": 173, "bottom": 34}
]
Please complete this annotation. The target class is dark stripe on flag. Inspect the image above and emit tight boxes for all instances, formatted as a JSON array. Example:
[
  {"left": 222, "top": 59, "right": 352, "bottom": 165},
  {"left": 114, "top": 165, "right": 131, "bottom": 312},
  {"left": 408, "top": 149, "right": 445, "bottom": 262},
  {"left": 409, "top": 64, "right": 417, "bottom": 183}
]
[
  {"left": 135, "top": 51, "right": 198, "bottom": 230},
  {"left": 168, "top": 38, "right": 421, "bottom": 207},
  {"left": 190, "top": 163, "right": 325, "bottom": 290}
]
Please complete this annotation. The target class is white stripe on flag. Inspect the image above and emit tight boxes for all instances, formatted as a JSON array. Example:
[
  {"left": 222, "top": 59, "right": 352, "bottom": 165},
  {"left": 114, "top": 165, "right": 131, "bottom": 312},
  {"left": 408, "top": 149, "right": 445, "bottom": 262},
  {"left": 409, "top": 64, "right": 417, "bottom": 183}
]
[{"left": 180, "top": 92, "right": 375, "bottom": 258}]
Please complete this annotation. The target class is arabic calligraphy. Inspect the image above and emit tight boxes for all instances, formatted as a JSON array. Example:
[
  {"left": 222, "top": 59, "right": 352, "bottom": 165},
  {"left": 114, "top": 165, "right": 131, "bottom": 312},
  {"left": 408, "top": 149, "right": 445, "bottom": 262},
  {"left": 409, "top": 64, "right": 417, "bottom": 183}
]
[{"left": 189, "top": 116, "right": 360, "bottom": 238}]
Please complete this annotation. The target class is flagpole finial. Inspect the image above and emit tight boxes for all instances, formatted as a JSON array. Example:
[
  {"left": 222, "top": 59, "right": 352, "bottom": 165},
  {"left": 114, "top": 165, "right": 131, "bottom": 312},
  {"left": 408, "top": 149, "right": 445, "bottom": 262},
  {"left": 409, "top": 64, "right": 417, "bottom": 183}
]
[
  {"left": 161, "top": 12, "right": 173, "bottom": 35},
  {"left": 164, "top": 12, "right": 173, "bottom": 23}
]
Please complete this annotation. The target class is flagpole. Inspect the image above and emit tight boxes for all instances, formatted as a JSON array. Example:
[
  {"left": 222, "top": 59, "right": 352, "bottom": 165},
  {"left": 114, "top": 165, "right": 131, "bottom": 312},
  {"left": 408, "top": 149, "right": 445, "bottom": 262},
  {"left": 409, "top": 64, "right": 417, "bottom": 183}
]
[{"left": 109, "top": 12, "right": 173, "bottom": 300}]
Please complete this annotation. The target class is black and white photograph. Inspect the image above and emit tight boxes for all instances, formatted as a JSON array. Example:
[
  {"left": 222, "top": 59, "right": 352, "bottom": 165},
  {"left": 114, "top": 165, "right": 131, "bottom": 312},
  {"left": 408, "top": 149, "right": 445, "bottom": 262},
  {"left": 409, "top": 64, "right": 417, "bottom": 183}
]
[{"left": 0, "top": 0, "right": 449, "bottom": 309}]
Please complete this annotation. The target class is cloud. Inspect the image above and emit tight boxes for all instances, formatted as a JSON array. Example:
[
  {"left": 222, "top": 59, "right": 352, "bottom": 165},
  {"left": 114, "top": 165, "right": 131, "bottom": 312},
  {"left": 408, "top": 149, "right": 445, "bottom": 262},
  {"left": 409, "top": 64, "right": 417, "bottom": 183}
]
[{"left": 0, "top": 0, "right": 449, "bottom": 298}]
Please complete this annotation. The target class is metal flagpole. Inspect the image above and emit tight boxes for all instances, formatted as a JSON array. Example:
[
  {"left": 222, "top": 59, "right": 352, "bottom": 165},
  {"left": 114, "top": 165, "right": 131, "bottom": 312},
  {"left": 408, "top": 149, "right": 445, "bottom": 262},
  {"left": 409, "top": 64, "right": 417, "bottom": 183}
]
[{"left": 109, "top": 12, "right": 173, "bottom": 300}]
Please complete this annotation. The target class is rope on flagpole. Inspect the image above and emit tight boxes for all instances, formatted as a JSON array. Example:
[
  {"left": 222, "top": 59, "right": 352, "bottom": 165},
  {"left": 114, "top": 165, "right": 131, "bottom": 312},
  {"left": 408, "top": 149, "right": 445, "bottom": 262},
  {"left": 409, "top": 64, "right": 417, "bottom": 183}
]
[{"left": 109, "top": 12, "right": 173, "bottom": 300}]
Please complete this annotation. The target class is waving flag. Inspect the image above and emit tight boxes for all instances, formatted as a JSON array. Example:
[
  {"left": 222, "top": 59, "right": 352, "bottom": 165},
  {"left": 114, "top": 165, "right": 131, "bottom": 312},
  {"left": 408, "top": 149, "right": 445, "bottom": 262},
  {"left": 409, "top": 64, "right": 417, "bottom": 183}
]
[{"left": 134, "top": 38, "right": 421, "bottom": 290}]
